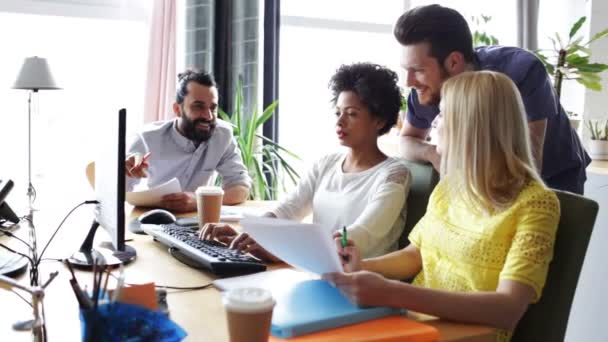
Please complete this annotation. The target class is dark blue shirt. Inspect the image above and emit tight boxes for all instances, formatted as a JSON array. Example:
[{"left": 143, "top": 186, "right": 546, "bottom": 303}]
[{"left": 406, "top": 46, "right": 591, "bottom": 185}]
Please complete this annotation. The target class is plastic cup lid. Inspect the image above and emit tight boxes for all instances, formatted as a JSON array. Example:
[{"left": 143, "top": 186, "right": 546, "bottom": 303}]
[
  {"left": 195, "top": 186, "right": 224, "bottom": 195},
  {"left": 222, "top": 287, "right": 275, "bottom": 313}
]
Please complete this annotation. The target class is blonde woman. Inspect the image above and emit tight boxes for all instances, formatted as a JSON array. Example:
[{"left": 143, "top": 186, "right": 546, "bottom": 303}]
[{"left": 325, "top": 71, "right": 560, "bottom": 342}]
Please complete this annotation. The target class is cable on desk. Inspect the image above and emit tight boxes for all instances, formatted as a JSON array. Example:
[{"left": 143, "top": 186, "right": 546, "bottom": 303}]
[
  {"left": 108, "top": 266, "right": 215, "bottom": 291},
  {"left": 0, "top": 229, "right": 32, "bottom": 250},
  {"left": 36, "top": 200, "right": 98, "bottom": 267},
  {"left": 0, "top": 243, "right": 34, "bottom": 265},
  {"left": 11, "top": 289, "right": 32, "bottom": 308}
]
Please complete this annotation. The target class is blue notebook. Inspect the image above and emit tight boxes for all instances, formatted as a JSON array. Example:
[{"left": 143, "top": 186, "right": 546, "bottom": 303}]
[{"left": 270, "top": 278, "right": 402, "bottom": 338}]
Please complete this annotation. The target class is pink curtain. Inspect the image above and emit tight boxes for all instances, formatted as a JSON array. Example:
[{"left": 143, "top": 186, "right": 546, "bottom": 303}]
[{"left": 143, "top": 0, "right": 176, "bottom": 123}]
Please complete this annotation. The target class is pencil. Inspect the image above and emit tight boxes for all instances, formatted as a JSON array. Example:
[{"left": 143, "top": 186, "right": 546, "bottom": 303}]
[{"left": 341, "top": 226, "right": 347, "bottom": 248}]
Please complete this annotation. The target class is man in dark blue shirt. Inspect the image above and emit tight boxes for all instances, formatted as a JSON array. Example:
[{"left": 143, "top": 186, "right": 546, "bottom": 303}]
[{"left": 397, "top": 5, "right": 590, "bottom": 194}]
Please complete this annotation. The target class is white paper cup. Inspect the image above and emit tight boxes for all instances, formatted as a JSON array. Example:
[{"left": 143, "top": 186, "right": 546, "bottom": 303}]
[
  {"left": 222, "top": 287, "right": 275, "bottom": 342},
  {"left": 195, "top": 186, "right": 224, "bottom": 228}
]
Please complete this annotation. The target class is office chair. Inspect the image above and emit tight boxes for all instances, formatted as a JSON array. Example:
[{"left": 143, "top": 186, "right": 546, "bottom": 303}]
[
  {"left": 512, "top": 190, "right": 599, "bottom": 342},
  {"left": 398, "top": 160, "right": 440, "bottom": 249},
  {"left": 86, "top": 162, "right": 95, "bottom": 189}
]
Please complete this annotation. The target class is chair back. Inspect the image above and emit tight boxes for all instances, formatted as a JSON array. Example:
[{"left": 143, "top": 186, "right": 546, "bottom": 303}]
[
  {"left": 512, "top": 190, "right": 598, "bottom": 341},
  {"left": 86, "top": 162, "right": 95, "bottom": 190},
  {"left": 398, "top": 160, "right": 440, "bottom": 249}
]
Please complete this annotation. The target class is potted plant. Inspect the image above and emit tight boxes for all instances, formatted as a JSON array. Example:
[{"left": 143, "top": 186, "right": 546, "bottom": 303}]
[
  {"left": 218, "top": 82, "right": 300, "bottom": 200},
  {"left": 535, "top": 16, "right": 608, "bottom": 129},
  {"left": 587, "top": 119, "right": 608, "bottom": 160},
  {"left": 470, "top": 14, "right": 499, "bottom": 47}
]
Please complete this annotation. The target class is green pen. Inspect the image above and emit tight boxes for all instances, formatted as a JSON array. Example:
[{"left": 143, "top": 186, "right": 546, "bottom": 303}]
[{"left": 341, "top": 226, "right": 347, "bottom": 248}]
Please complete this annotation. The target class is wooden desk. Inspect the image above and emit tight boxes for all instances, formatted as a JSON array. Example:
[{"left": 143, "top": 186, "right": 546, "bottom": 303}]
[
  {"left": 588, "top": 160, "right": 608, "bottom": 175},
  {"left": 1, "top": 202, "right": 495, "bottom": 341}
]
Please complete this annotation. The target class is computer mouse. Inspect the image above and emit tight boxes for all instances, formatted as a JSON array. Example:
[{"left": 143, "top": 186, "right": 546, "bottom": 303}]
[
  {"left": 138, "top": 209, "right": 177, "bottom": 225},
  {"left": 129, "top": 209, "right": 177, "bottom": 235}
]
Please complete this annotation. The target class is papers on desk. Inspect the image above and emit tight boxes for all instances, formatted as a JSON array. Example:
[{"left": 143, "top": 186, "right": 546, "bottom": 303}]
[
  {"left": 240, "top": 217, "right": 343, "bottom": 275},
  {"left": 220, "top": 206, "right": 267, "bottom": 222},
  {"left": 214, "top": 269, "right": 403, "bottom": 338},
  {"left": 126, "top": 178, "right": 182, "bottom": 207}
]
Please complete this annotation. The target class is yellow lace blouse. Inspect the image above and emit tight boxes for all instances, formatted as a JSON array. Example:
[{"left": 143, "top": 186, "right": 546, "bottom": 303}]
[{"left": 409, "top": 179, "right": 560, "bottom": 342}]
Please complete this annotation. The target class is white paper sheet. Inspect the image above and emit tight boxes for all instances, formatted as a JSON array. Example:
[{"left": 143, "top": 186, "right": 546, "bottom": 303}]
[
  {"left": 220, "top": 206, "right": 266, "bottom": 222},
  {"left": 126, "top": 178, "right": 182, "bottom": 207},
  {"left": 240, "top": 217, "right": 343, "bottom": 275}
]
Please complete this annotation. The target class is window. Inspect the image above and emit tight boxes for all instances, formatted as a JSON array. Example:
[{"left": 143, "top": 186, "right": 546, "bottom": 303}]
[
  {"left": 410, "top": 0, "right": 518, "bottom": 47},
  {"left": 279, "top": 0, "right": 407, "bottom": 175},
  {"left": 0, "top": 7, "right": 149, "bottom": 207}
]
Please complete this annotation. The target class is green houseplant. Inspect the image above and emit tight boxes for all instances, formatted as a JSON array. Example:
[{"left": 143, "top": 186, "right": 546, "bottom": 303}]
[
  {"left": 470, "top": 14, "right": 499, "bottom": 47},
  {"left": 218, "top": 83, "right": 300, "bottom": 200},
  {"left": 586, "top": 119, "right": 608, "bottom": 159},
  {"left": 535, "top": 17, "right": 608, "bottom": 107}
]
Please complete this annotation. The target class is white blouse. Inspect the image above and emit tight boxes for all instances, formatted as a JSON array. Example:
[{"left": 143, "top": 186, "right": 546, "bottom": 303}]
[{"left": 271, "top": 153, "right": 411, "bottom": 258}]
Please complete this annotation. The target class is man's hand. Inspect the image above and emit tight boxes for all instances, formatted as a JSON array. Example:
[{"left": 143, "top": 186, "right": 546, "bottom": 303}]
[
  {"left": 323, "top": 271, "right": 394, "bottom": 307},
  {"left": 160, "top": 192, "right": 196, "bottom": 212},
  {"left": 125, "top": 152, "right": 151, "bottom": 178}
]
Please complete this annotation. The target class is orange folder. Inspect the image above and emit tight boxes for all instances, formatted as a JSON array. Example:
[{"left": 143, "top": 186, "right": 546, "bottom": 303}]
[{"left": 269, "top": 316, "right": 439, "bottom": 342}]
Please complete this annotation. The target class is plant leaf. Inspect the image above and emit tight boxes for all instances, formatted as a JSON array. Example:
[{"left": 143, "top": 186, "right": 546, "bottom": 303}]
[
  {"left": 565, "top": 53, "right": 589, "bottom": 66},
  {"left": 569, "top": 16, "right": 586, "bottom": 39},
  {"left": 555, "top": 32, "right": 564, "bottom": 49},
  {"left": 575, "top": 78, "right": 602, "bottom": 91},
  {"left": 255, "top": 100, "right": 279, "bottom": 129},
  {"left": 256, "top": 134, "right": 301, "bottom": 160},
  {"left": 576, "top": 63, "right": 608, "bottom": 73},
  {"left": 587, "top": 28, "right": 608, "bottom": 45}
]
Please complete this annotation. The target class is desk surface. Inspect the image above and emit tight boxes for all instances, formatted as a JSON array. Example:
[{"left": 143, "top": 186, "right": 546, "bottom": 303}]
[
  {"left": 588, "top": 160, "right": 608, "bottom": 175},
  {"left": 0, "top": 201, "right": 495, "bottom": 342}
]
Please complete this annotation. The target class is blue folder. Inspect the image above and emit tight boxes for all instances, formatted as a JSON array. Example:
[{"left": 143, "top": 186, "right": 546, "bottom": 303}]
[{"left": 271, "top": 279, "right": 403, "bottom": 338}]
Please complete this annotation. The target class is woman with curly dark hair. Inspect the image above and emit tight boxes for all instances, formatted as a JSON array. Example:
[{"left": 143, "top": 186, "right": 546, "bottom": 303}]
[{"left": 200, "top": 63, "right": 412, "bottom": 262}]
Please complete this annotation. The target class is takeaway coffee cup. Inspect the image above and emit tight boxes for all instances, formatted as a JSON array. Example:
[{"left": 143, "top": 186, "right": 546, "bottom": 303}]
[
  {"left": 195, "top": 186, "right": 224, "bottom": 228},
  {"left": 222, "top": 287, "right": 275, "bottom": 342}
]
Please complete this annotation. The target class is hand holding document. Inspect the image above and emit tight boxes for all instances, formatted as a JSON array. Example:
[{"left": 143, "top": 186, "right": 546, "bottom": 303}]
[
  {"left": 240, "top": 217, "right": 342, "bottom": 275},
  {"left": 126, "top": 178, "right": 182, "bottom": 207}
]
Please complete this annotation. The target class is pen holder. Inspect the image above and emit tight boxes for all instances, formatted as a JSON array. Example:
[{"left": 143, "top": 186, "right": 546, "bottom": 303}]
[{"left": 80, "top": 302, "right": 187, "bottom": 342}]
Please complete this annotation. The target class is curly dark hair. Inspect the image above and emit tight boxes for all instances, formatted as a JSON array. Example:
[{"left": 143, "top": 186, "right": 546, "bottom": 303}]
[
  {"left": 329, "top": 63, "right": 402, "bottom": 135},
  {"left": 176, "top": 69, "right": 217, "bottom": 104}
]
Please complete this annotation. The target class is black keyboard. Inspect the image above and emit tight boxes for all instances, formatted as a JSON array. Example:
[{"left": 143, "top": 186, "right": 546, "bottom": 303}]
[{"left": 141, "top": 223, "right": 266, "bottom": 277}]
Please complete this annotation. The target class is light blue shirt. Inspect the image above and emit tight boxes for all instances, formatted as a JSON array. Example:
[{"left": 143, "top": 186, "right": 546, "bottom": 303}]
[{"left": 126, "top": 119, "right": 251, "bottom": 192}]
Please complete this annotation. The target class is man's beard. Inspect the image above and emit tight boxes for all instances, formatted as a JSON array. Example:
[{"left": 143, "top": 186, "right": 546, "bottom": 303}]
[
  {"left": 424, "top": 66, "right": 450, "bottom": 106},
  {"left": 180, "top": 115, "right": 216, "bottom": 144}
]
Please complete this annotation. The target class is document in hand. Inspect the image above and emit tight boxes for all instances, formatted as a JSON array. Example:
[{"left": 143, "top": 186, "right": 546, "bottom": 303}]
[
  {"left": 240, "top": 217, "right": 343, "bottom": 275},
  {"left": 126, "top": 178, "right": 182, "bottom": 207}
]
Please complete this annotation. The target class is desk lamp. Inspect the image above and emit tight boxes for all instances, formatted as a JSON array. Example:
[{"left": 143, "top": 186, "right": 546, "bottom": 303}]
[
  {"left": 0, "top": 271, "right": 58, "bottom": 342},
  {"left": 13, "top": 56, "right": 61, "bottom": 286}
]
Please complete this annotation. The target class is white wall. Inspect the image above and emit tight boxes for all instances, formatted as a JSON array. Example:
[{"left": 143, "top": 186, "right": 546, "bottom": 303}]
[{"left": 582, "top": 0, "right": 608, "bottom": 142}]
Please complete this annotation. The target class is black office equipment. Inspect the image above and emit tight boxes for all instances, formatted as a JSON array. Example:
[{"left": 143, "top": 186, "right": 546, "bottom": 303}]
[
  {"left": 142, "top": 223, "right": 266, "bottom": 277},
  {"left": 138, "top": 209, "right": 176, "bottom": 225},
  {"left": 69, "top": 109, "right": 136, "bottom": 268},
  {"left": 0, "top": 179, "right": 19, "bottom": 224}
]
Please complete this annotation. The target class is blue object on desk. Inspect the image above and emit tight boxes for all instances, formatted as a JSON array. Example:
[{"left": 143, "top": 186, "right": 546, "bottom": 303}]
[
  {"left": 271, "top": 279, "right": 402, "bottom": 338},
  {"left": 80, "top": 302, "right": 187, "bottom": 342}
]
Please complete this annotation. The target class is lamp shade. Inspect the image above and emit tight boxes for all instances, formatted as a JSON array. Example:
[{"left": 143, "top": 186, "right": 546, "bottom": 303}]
[{"left": 13, "top": 56, "right": 61, "bottom": 91}]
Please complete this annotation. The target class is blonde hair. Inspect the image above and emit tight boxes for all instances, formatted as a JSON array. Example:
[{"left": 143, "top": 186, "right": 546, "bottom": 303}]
[{"left": 440, "top": 71, "right": 542, "bottom": 213}]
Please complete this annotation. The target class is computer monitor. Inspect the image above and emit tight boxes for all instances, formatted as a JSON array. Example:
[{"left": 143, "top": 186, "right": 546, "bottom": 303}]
[
  {"left": 0, "top": 179, "right": 19, "bottom": 225},
  {"left": 69, "top": 108, "right": 136, "bottom": 268},
  {"left": 0, "top": 179, "right": 28, "bottom": 277}
]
